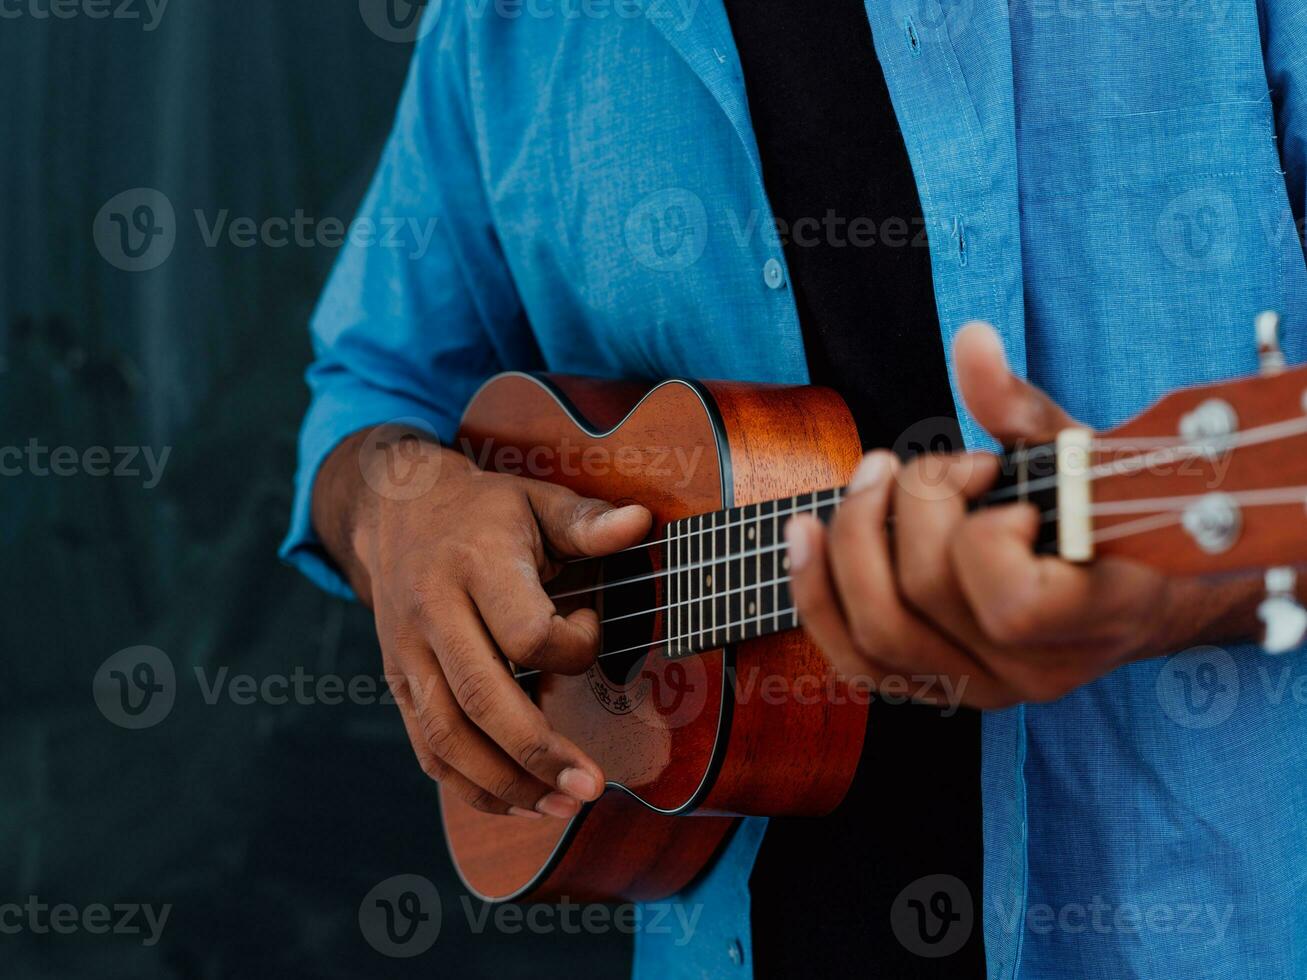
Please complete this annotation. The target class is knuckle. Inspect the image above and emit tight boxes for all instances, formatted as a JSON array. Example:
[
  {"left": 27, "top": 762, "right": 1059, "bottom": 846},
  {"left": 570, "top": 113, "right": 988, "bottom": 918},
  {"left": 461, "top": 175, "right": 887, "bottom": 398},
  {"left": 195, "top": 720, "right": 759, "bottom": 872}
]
[
  {"left": 444, "top": 538, "right": 486, "bottom": 583},
  {"left": 503, "top": 611, "right": 554, "bottom": 667},
  {"left": 847, "top": 614, "right": 885, "bottom": 660},
  {"left": 898, "top": 563, "right": 938, "bottom": 611},
  {"left": 453, "top": 669, "right": 498, "bottom": 723},
  {"left": 408, "top": 572, "right": 452, "bottom": 624},
  {"left": 489, "top": 770, "right": 526, "bottom": 803},
  {"left": 981, "top": 602, "right": 1039, "bottom": 645},
  {"left": 418, "top": 754, "right": 447, "bottom": 782},
  {"left": 422, "top": 712, "right": 461, "bottom": 760},
  {"left": 513, "top": 733, "right": 552, "bottom": 772},
  {"left": 463, "top": 787, "right": 501, "bottom": 814}
]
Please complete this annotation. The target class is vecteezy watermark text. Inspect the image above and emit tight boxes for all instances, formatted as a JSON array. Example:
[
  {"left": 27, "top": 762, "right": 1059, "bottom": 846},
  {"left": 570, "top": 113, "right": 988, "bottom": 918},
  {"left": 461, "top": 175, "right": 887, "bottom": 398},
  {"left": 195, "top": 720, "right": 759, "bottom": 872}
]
[
  {"left": 1, "top": 440, "right": 170, "bottom": 488},
  {"left": 359, "top": 874, "right": 702, "bottom": 959},
  {"left": 0, "top": 897, "right": 171, "bottom": 947},
  {"left": 0, "top": 0, "right": 169, "bottom": 30}
]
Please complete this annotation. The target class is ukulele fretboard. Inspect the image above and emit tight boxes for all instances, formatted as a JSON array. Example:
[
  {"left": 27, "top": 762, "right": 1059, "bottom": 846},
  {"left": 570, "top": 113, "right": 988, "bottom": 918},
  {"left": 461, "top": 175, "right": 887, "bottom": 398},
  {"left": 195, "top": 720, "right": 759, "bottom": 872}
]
[{"left": 662, "top": 489, "right": 842, "bottom": 658}]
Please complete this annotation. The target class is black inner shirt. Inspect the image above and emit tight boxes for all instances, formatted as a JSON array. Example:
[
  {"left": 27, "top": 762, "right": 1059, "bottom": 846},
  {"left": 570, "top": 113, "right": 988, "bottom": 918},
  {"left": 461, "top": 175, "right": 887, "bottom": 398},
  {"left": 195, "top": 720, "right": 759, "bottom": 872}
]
[{"left": 720, "top": 2, "right": 987, "bottom": 977}]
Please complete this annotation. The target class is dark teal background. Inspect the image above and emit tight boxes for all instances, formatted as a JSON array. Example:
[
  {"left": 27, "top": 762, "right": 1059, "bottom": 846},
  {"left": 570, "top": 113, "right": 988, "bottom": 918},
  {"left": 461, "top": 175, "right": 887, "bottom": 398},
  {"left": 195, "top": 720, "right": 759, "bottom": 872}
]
[{"left": 0, "top": 4, "right": 628, "bottom": 976}]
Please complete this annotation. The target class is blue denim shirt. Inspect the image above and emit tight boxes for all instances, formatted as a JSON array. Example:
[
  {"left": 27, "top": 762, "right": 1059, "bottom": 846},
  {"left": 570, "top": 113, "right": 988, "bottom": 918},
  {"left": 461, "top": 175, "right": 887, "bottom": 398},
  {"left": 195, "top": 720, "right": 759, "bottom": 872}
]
[{"left": 282, "top": 2, "right": 1307, "bottom": 976}]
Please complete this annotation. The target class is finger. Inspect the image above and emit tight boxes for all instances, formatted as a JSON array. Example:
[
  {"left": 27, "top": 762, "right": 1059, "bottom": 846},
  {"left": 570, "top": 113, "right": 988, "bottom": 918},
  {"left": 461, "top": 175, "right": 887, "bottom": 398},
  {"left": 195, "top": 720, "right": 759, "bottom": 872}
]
[
  {"left": 951, "top": 503, "right": 1164, "bottom": 649},
  {"left": 388, "top": 649, "right": 580, "bottom": 819},
  {"left": 388, "top": 668, "right": 527, "bottom": 817},
  {"left": 827, "top": 452, "right": 996, "bottom": 694},
  {"left": 464, "top": 541, "right": 602, "bottom": 675},
  {"left": 426, "top": 595, "right": 607, "bottom": 804},
  {"left": 784, "top": 512, "right": 884, "bottom": 693},
  {"left": 954, "top": 322, "right": 1081, "bottom": 445},
  {"left": 892, "top": 452, "right": 997, "bottom": 649},
  {"left": 525, "top": 481, "right": 652, "bottom": 559}
]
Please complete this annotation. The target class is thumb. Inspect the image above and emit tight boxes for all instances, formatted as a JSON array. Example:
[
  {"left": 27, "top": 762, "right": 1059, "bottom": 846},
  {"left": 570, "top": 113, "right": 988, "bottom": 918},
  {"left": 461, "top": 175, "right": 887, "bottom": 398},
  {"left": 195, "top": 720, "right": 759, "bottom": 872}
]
[
  {"left": 954, "top": 321, "right": 1081, "bottom": 445},
  {"left": 526, "top": 482, "right": 653, "bottom": 558}
]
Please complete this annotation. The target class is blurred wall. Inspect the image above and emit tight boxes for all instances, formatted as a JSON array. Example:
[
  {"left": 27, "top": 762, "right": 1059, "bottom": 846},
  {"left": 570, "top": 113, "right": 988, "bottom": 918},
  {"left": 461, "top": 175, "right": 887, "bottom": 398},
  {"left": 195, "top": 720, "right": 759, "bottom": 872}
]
[{"left": 0, "top": 4, "right": 629, "bottom": 976}]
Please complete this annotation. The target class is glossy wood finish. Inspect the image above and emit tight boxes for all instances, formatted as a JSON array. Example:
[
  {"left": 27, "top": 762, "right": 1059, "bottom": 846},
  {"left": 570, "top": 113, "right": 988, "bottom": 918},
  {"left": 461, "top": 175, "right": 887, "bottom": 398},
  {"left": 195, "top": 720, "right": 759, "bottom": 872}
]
[
  {"left": 442, "top": 374, "right": 865, "bottom": 902},
  {"left": 1093, "top": 363, "right": 1307, "bottom": 575}
]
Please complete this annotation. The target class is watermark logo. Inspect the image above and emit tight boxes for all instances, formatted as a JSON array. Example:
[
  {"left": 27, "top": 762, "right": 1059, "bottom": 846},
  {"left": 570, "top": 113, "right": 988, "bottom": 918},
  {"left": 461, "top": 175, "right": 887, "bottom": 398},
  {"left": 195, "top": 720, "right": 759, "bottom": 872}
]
[
  {"left": 358, "top": 419, "right": 444, "bottom": 502},
  {"left": 1156, "top": 187, "right": 1238, "bottom": 272},
  {"left": 625, "top": 189, "right": 709, "bottom": 273},
  {"left": 891, "top": 0, "right": 975, "bottom": 38},
  {"left": 93, "top": 188, "right": 176, "bottom": 272},
  {"left": 891, "top": 416, "right": 967, "bottom": 500},
  {"left": 891, "top": 874, "right": 974, "bottom": 958},
  {"left": 1156, "top": 645, "right": 1239, "bottom": 729},
  {"left": 359, "top": 875, "right": 442, "bottom": 957},
  {"left": 359, "top": 0, "right": 440, "bottom": 42},
  {"left": 93, "top": 646, "right": 176, "bottom": 730},
  {"left": 95, "top": 190, "right": 439, "bottom": 271}
]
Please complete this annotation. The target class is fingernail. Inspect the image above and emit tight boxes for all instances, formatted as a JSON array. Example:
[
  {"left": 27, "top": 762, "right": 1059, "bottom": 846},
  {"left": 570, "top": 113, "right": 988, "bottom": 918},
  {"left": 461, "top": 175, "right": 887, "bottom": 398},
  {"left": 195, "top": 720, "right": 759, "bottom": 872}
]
[
  {"left": 535, "top": 793, "right": 581, "bottom": 819},
  {"left": 508, "top": 806, "right": 543, "bottom": 820},
  {"left": 558, "top": 766, "right": 599, "bottom": 800},
  {"left": 598, "top": 504, "right": 643, "bottom": 526},
  {"left": 785, "top": 518, "right": 812, "bottom": 570},
  {"left": 849, "top": 452, "right": 892, "bottom": 493}
]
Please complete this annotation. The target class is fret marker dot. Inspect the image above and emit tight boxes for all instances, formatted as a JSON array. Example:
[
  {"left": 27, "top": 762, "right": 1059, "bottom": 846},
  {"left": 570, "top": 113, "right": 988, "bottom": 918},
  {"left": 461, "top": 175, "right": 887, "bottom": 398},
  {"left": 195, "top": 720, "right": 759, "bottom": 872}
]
[
  {"left": 747, "top": 527, "right": 756, "bottom": 541},
  {"left": 782, "top": 556, "right": 791, "bottom": 571},
  {"left": 704, "top": 574, "right": 712, "bottom": 586},
  {"left": 747, "top": 601, "right": 756, "bottom": 615}
]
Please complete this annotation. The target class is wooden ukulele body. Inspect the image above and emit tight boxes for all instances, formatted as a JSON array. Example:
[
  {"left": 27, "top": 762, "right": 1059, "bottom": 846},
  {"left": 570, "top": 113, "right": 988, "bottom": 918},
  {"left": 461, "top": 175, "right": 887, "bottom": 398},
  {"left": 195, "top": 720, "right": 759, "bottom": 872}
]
[{"left": 441, "top": 373, "right": 866, "bottom": 903}]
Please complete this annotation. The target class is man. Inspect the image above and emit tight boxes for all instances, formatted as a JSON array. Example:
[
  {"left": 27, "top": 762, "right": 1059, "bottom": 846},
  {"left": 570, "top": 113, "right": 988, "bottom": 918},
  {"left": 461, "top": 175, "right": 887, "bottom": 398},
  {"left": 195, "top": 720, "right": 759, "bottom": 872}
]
[{"left": 282, "top": 1, "right": 1307, "bottom": 977}]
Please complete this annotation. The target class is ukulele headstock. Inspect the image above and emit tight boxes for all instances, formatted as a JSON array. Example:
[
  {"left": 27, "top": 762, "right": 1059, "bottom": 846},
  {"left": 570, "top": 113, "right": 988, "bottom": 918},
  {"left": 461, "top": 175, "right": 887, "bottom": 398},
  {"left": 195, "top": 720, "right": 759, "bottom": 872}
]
[{"left": 1062, "top": 312, "right": 1307, "bottom": 651}]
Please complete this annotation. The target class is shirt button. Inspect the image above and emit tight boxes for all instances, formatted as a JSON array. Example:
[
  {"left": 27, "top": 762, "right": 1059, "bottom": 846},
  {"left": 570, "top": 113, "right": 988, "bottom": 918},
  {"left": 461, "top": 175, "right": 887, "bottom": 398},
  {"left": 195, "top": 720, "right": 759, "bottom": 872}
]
[
  {"left": 763, "top": 258, "right": 786, "bottom": 290},
  {"left": 728, "top": 938, "right": 745, "bottom": 966}
]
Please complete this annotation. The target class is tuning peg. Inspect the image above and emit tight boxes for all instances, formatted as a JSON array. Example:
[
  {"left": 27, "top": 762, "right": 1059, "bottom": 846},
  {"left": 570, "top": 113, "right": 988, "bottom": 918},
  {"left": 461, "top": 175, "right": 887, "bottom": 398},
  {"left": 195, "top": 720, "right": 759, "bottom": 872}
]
[
  {"left": 1257, "top": 310, "right": 1286, "bottom": 376},
  {"left": 1259, "top": 567, "right": 1307, "bottom": 654},
  {"left": 1253, "top": 312, "right": 1306, "bottom": 653}
]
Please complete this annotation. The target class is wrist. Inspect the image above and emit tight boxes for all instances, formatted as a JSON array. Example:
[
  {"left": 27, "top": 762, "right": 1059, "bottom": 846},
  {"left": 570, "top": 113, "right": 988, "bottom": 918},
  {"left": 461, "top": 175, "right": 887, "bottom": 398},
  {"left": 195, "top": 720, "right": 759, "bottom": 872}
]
[{"left": 313, "top": 428, "right": 470, "bottom": 604}]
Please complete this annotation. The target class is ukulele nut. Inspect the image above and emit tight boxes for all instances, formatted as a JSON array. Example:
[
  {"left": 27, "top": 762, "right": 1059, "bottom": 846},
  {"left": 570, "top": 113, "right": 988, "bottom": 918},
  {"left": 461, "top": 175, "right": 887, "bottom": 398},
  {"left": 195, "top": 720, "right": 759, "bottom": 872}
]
[
  {"left": 1181, "top": 492, "right": 1241, "bottom": 554},
  {"left": 1179, "top": 399, "right": 1238, "bottom": 457}
]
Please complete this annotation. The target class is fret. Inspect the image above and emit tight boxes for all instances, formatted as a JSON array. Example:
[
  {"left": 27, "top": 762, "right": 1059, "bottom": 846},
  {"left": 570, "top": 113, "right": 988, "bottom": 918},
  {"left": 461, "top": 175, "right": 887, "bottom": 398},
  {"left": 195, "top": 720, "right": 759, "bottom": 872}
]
[
  {"left": 653, "top": 486, "right": 859, "bottom": 657},
  {"left": 726, "top": 506, "right": 743, "bottom": 644},
  {"left": 688, "top": 513, "right": 699, "bottom": 654},
  {"left": 702, "top": 510, "right": 712, "bottom": 651},
  {"left": 713, "top": 509, "right": 729, "bottom": 647},
  {"left": 757, "top": 500, "right": 776, "bottom": 635},
  {"left": 775, "top": 496, "right": 792, "bottom": 633},
  {"left": 740, "top": 503, "right": 759, "bottom": 642},
  {"left": 684, "top": 517, "right": 695, "bottom": 655},
  {"left": 665, "top": 522, "right": 675, "bottom": 657}
]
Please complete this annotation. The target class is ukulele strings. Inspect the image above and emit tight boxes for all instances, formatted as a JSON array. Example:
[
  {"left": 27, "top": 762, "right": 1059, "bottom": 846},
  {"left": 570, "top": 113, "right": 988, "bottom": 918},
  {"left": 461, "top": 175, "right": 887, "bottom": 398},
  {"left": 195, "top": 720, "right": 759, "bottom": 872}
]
[
  {"left": 545, "top": 408, "right": 1307, "bottom": 608},
  {"left": 590, "top": 438, "right": 1067, "bottom": 562},
  {"left": 585, "top": 426, "right": 1287, "bottom": 565},
  {"left": 513, "top": 486, "right": 1307, "bottom": 681}
]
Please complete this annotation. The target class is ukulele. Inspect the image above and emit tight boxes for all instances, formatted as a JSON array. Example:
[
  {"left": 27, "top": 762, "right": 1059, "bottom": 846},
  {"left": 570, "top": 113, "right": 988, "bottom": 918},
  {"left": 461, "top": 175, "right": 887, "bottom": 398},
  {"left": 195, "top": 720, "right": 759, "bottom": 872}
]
[{"left": 442, "top": 313, "right": 1307, "bottom": 904}]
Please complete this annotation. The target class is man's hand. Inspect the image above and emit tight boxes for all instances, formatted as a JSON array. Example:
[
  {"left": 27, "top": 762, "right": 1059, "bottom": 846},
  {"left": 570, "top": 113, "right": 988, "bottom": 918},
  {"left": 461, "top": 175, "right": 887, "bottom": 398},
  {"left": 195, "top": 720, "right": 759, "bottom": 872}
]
[
  {"left": 313, "top": 431, "right": 651, "bottom": 818},
  {"left": 786, "top": 322, "right": 1262, "bottom": 710}
]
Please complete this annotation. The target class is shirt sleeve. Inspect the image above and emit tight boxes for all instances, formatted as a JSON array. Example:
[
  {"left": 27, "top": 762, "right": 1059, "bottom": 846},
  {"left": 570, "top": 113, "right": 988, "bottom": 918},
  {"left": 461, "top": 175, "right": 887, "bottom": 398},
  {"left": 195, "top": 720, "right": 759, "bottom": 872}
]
[
  {"left": 279, "top": 11, "right": 518, "bottom": 599},
  {"left": 1263, "top": 0, "right": 1307, "bottom": 230}
]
